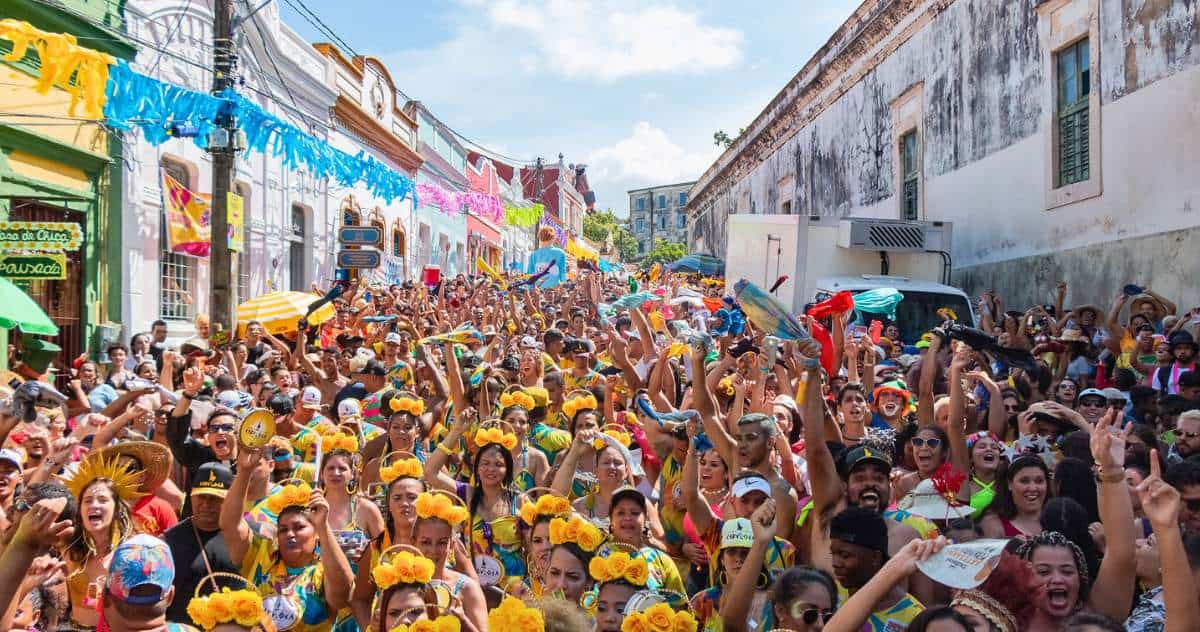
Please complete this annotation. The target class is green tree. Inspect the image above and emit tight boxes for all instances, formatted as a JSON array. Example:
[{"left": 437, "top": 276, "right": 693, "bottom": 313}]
[
  {"left": 583, "top": 209, "right": 615, "bottom": 243},
  {"left": 644, "top": 239, "right": 687, "bottom": 267},
  {"left": 612, "top": 226, "right": 638, "bottom": 262}
]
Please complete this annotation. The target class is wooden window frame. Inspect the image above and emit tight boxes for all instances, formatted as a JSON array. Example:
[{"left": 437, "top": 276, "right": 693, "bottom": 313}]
[
  {"left": 1040, "top": 0, "right": 1101, "bottom": 209},
  {"left": 890, "top": 83, "right": 924, "bottom": 221}
]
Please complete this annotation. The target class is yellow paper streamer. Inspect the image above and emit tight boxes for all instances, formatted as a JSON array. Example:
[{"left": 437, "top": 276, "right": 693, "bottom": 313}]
[
  {"left": 476, "top": 256, "right": 506, "bottom": 289},
  {"left": 0, "top": 19, "right": 115, "bottom": 119}
]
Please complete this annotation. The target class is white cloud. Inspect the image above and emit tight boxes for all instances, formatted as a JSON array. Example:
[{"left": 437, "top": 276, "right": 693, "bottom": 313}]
[
  {"left": 484, "top": 1, "right": 743, "bottom": 80},
  {"left": 587, "top": 121, "right": 719, "bottom": 187}
]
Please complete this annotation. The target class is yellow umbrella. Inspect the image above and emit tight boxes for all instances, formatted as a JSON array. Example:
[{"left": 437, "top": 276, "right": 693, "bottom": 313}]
[{"left": 237, "top": 291, "right": 336, "bottom": 336}]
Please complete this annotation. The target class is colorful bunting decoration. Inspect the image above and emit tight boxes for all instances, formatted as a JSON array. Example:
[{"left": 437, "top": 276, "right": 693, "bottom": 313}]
[
  {"left": 0, "top": 19, "right": 115, "bottom": 119},
  {"left": 504, "top": 203, "right": 544, "bottom": 227},
  {"left": 161, "top": 170, "right": 211, "bottom": 256}
]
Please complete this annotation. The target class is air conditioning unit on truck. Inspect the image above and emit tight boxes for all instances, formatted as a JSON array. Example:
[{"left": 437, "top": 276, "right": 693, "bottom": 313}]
[{"left": 723, "top": 215, "right": 975, "bottom": 343}]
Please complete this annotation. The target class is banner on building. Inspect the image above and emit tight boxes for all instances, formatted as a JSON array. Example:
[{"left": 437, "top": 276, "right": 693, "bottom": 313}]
[
  {"left": 0, "top": 221, "right": 83, "bottom": 251},
  {"left": 227, "top": 192, "right": 244, "bottom": 252},
  {"left": 161, "top": 171, "right": 211, "bottom": 256}
]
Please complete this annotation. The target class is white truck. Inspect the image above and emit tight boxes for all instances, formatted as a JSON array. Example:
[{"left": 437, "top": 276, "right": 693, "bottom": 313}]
[{"left": 723, "top": 214, "right": 975, "bottom": 343}]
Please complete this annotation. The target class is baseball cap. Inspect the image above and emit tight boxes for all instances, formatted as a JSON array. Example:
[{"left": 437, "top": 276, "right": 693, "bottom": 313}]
[
  {"left": 300, "top": 385, "right": 322, "bottom": 410},
  {"left": 519, "top": 335, "right": 540, "bottom": 350},
  {"left": 337, "top": 398, "right": 362, "bottom": 420},
  {"left": 829, "top": 506, "right": 889, "bottom": 557},
  {"left": 105, "top": 534, "right": 175, "bottom": 605},
  {"left": 267, "top": 392, "right": 295, "bottom": 416},
  {"left": 352, "top": 359, "right": 387, "bottom": 377},
  {"left": 384, "top": 332, "right": 403, "bottom": 345},
  {"left": 610, "top": 485, "right": 647, "bottom": 513},
  {"left": 1078, "top": 388, "right": 1107, "bottom": 401},
  {"left": 216, "top": 390, "right": 252, "bottom": 411},
  {"left": 191, "top": 463, "right": 233, "bottom": 498},
  {"left": 0, "top": 449, "right": 24, "bottom": 473},
  {"left": 840, "top": 445, "right": 893, "bottom": 479},
  {"left": 731, "top": 474, "right": 772, "bottom": 499},
  {"left": 720, "top": 518, "right": 756, "bottom": 550}
]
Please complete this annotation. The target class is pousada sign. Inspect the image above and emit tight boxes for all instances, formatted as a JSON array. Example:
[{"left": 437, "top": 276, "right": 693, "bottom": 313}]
[{"left": 0, "top": 253, "right": 68, "bottom": 280}]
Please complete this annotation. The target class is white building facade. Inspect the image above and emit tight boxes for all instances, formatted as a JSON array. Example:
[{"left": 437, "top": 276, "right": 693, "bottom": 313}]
[{"left": 121, "top": 0, "right": 339, "bottom": 339}]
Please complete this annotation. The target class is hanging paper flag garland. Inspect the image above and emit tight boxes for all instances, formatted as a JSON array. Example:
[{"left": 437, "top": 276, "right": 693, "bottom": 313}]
[
  {"left": 414, "top": 183, "right": 504, "bottom": 223},
  {"left": 104, "top": 60, "right": 224, "bottom": 145},
  {"left": 504, "top": 202, "right": 544, "bottom": 227},
  {"left": 0, "top": 19, "right": 115, "bottom": 119}
]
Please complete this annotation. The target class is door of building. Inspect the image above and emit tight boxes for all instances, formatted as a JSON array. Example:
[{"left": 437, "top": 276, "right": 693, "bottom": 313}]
[{"left": 9, "top": 199, "right": 86, "bottom": 387}]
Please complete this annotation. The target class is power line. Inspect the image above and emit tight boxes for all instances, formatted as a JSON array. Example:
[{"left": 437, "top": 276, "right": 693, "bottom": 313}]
[
  {"left": 145, "top": 0, "right": 193, "bottom": 76},
  {"left": 277, "top": 0, "right": 357, "bottom": 57},
  {"left": 238, "top": 0, "right": 309, "bottom": 132}
]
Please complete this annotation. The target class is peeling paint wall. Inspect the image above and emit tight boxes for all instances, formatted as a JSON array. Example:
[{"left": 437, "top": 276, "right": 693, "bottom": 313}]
[{"left": 691, "top": 0, "right": 1200, "bottom": 309}]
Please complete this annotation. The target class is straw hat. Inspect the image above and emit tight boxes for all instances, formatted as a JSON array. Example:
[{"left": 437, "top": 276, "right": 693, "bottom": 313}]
[
  {"left": 95, "top": 441, "right": 171, "bottom": 492},
  {"left": 1057, "top": 328, "right": 1088, "bottom": 344},
  {"left": 1130, "top": 294, "right": 1167, "bottom": 320},
  {"left": 897, "top": 476, "right": 974, "bottom": 521}
]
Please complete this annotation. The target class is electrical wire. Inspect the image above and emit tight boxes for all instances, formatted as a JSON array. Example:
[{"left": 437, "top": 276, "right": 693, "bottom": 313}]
[
  {"left": 145, "top": 0, "right": 193, "bottom": 76},
  {"left": 277, "top": 0, "right": 357, "bottom": 58},
  {"left": 239, "top": 0, "right": 308, "bottom": 132}
]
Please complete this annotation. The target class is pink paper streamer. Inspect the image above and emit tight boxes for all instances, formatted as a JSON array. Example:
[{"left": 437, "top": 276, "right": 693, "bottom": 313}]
[{"left": 415, "top": 182, "right": 504, "bottom": 223}]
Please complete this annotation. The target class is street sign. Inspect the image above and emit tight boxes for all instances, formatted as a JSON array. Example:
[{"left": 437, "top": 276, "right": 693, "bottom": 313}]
[
  {"left": 0, "top": 253, "right": 68, "bottom": 279},
  {"left": 337, "top": 248, "right": 382, "bottom": 269},
  {"left": 0, "top": 221, "right": 83, "bottom": 251},
  {"left": 338, "top": 226, "right": 382, "bottom": 246}
]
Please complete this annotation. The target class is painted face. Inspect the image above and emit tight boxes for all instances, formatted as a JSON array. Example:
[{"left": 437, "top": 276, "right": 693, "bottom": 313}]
[
  {"left": 1010, "top": 465, "right": 1047, "bottom": 515},
  {"left": 609, "top": 497, "right": 645, "bottom": 543},
  {"left": 414, "top": 519, "right": 452, "bottom": 567},
  {"left": 80, "top": 481, "right": 116, "bottom": 535},
  {"left": 1030, "top": 546, "right": 1081, "bottom": 618},
  {"left": 877, "top": 391, "right": 905, "bottom": 418},
  {"left": 543, "top": 546, "right": 590, "bottom": 604},
  {"left": 847, "top": 463, "right": 890, "bottom": 511},
  {"left": 594, "top": 582, "right": 637, "bottom": 632}
]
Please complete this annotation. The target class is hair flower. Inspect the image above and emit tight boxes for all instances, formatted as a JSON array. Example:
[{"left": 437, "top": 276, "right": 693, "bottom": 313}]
[
  {"left": 187, "top": 588, "right": 265, "bottom": 631},
  {"left": 390, "top": 395, "right": 427, "bottom": 417},
  {"left": 264, "top": 480, "right": 313, "bottom": 515},
  {"left": 518, "top": 494, "right": 572, "bottom": 526},
  {"left": 549, "top": 515, "right": 605, "bottom": 552},
  {"left": 488, "top": 596, "right": 545, "bottom": 632},
  {"left": 319, "top": 429, "right": 360, "bottom": 453},
  {"left": 380, "top": 457, "right": 424, "bottom": 485},
  {"left": 373, "top": 550, "right": 436, "bottom": 589},
  {"left": 562, "top": 393, "right": 599, "bottom": 419},
  {"left": 500, "top": 391, "right": 536, "bottom": 411},
  {"left": 592, "top": 428, "right": 632, "bottom": 451},
  {"left": 588, "top": 551, "right": 649, "bottom": 586},
  {"left": 390, "top": 615, "right": 461, "bottom": 632},
  {"left": 415, "top": 491, "right": 469, "bottom": 525},
  {"left": 474, "top": 426, "right": 518, "bottom": 451}
]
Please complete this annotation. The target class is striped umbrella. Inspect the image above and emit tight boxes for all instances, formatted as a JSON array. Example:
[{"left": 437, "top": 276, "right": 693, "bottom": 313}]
[{"left": 236, "top": 291, "right": 336, "bottom": 336}]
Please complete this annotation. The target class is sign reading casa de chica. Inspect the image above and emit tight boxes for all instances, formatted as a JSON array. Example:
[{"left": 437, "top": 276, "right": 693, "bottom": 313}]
[
  {"left": 0, "top": 253, "right": 68, "bottom": 280},
  {"left": 0, "top": 221, "right": 84, "bottom": 251}
]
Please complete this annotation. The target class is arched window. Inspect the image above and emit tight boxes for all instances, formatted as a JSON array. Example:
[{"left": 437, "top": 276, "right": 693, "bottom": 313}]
[
  {"left": 369, "top": 207, "right": 386, "bottom": 251},
  {"left": 392, "top": 220, "right": 406, "bottom": 257},
  {"left": 341, "top": 196, "right": 361, "bottom": 227}
]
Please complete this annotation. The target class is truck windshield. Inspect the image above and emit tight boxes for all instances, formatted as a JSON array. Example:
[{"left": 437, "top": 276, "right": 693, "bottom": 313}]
[{"left": 849, "top": 291, "right": 974, "bottom": 345}]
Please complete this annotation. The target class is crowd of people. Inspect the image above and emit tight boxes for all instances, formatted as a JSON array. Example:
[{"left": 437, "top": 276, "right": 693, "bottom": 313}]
[{"left": 1, "top": 230, "right": 1199, "bottom": 632}]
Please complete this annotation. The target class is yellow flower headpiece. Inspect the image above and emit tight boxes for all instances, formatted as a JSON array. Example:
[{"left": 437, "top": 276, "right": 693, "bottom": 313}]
[
  {"left": 622, "top": 603, "right": 698, "bottom": 632},
  {"left": 265, "top": 480, "right": 313, "bottom": 515},
  {"left": 380, "top": 457, "right": 424, "bottom": 485},
  {"left": 937, "top": 307, "right": 959, "bottom": 322},
  {"left": 389, "top": 615, "right": 461, "bottom": 632},
  {"left": 518, "top": 493, "right": 572, "bottom": 526},
  {"left": 63, "top": 455, "right": 146, "bottom": 503},
  {"left": 488, "top": 596, "right": 545, "bottom": 632},
  {"left": 562, "top": 393, "right": 599, "bottom": 419},
  {"left": 717, "top": 376, "right": 736, "bottom": 397},
  {"left": 592, "top": 428, "right": 632, "bottom": 451},
  {"left": 372, "top": 550, "right": 436, "bottom": 590},
  {"left": 390, "top": 394, "right": 426, "bottom": 417},
  {"left": 474, "top": 426, "right": 518, "bottom": 451},
  {"left": 415, "top": 491, "right": 469, "bottom": 526},
  {"left": 186, "top": 587, "right": 264, "bottom": 631},
  {"left": 320, "top": 429, "right": 360, "bottom": 453},
  {"left": 499, "top": 391, "right": 536, "bottom": 411},
  {"left": 588, "top": 551, "right": 650, "bottom": 586},
  {"left": 549, "top": 515, "right": 605, "bottom": 552}
]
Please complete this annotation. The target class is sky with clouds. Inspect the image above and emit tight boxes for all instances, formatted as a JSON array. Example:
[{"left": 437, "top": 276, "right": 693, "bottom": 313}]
[{"left": 279, "top": 0, "right": 862, "bottom": 218}]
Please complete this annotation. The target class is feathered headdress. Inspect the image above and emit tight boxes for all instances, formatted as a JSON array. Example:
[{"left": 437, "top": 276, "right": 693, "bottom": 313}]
[{"left": 62, "top": 455, "right": 145, "bottom": 503}]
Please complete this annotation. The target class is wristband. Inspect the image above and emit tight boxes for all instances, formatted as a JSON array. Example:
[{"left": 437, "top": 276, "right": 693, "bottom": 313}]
[
  {"left": 1095, "top": 468, "right": 1125, "bottom": 484},
  {"left": 436, "top": 443, "right": 455, "bottom": 456},
  {"left": 181, "top": 391, "right": 197, "bottom": 399}
]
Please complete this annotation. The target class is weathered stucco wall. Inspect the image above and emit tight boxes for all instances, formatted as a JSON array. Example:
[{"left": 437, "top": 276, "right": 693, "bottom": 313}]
[{"left": 689, "top": 0, "right": 1199, "bottom": 310}]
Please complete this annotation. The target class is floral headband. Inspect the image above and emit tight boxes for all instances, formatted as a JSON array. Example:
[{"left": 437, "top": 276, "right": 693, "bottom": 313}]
[
  {"left": 518, "top": 494, "right": 571, "bottom": 526},
  {"left": 373, "top": 550, "right": 436, "bottom": 590},
  {"left": 499, "top": 391, "right": 536, "bottom": 411},
  {"left": 475, "top": 426, "right": 518, "bottom": 451},
  {"left": 389, "top": 615, "right": 460, "bottom": 632},
  {"left": 592, "top": 428, "right": 632, "bottom": 451},
  {"left": 622, "top": 603, "right": 698, "bottom": 632},
  {"left": 966, "top": 430, "right": 1002, "bottom": 450},
  {"left": 390, "top": 394, "right": 426, "bottom": 417},
  {"left": 488, "top": 596, "right": 545, "bottom": 632},
  {"left": 320, "top": 429, "right": 360, "bottom": 453},
  {"left": 562, "top": 393, "right": 599, "bottom": 419},
  {"left": 549, "top": 515, "right": 605, "bottom": 552},
  {"left": 264, "top": 480, "right": 312, "bottom": 515},
  {"left": 380, "top": 456, "right": 424, "bottom": 485},
  {"left": 415, "top": 492, "right": 469, "bottom": 526},
  {"left": 187, "top": 588, "right": 264, "bottom": 631},
  {"left": 588, "top": 551, "right": 649, "bottom": 586}
]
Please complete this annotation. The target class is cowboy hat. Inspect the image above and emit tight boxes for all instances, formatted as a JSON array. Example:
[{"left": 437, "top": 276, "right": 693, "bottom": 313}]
[
  {"left": 1071, "top": 304, "right": 1101, "bottom": 319},
  {"left": 95, "top": 440, "right": 171, "bottom": 492},
  {"left": 1130, "top": 294, "right": 1167, "bottom": 320}
]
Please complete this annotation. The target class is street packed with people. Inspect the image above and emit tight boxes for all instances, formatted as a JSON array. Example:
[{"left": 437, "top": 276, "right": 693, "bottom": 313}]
[{"left": 2, "top": 235, "right": 1199, "bottom": 632}]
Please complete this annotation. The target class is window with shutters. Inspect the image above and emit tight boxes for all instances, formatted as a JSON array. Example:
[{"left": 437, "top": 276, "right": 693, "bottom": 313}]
[
  {"left": 289, "top": 205, "right": 307, "bottom": 291},
  {"left": 658, "top": 194, "right": 666, "bottom": 209},
  {"left": 900, "top": 131, "right": 919, "bottom": 220},
  {"left": 159, "top": 160, "right": 194, "bottom": 321},
  {"left": 1057, "top": 38, "right": 1090, "bottom": 187}
]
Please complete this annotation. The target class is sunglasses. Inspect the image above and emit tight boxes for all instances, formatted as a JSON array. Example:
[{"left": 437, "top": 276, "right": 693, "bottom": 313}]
[
  {"left": 789, "top": 603, "right": 835, "bottom": 625},
  {"left": 209, "top": 424, "right": 235, "bottom": 434},
  {"left": 1181, "top": 431, "right": 1200, "bottom": 440},
  {"left": 911, "top": 437, "right": 943, "bottom": 449},
  {"left": 1184, "top": 498, "right": 1200, "bottom": 513}
]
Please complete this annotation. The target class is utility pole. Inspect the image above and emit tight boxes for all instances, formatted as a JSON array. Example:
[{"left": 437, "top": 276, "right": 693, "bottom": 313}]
[{"left": 209, "top": 0, "right": 238, "bottom": 335}]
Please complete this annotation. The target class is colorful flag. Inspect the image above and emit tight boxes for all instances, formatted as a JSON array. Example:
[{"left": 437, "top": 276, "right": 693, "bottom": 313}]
[{"left": 161, "top": 170, "right": 211, "bottom": 256}]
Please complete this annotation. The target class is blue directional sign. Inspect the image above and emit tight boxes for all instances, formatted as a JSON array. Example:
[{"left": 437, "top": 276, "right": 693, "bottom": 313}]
[
  {"left": 336, "top": 248, "right": 382, "bottom": 269},
  {"left": 339, "top": 226, "right": 383, "bottom": 246}
]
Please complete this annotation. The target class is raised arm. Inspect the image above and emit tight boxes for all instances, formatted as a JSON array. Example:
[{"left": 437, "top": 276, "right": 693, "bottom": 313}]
[
  {"left": 802, "top": 365, "right": 841, "bottom": 515},
  {"left": 681, "top": 416, "right": 719, "bottom": 537},
  {"left": 221, "top": 448, "right": 260, "bottom": 567},
  {"left": 945, "top": 349, "right": 971, "bottom": 475},
  {"left": 917, "top": 334, "right": 942, "bottom": 427},
  {"left": 310, "top": 489, "right": 355, "bottom": 610},
  {"left": 549, "top": 430, "right": 596, "bottom": 497},
  {"left": 1085, "top": 408, "right": 1137, "bottom": 622},
  {"left": 824, "top": 537, "right": 947, "bottom": 632},
  {"left": 424, "top": 407, "right": 474, "bottom": 493},
  {"left": 441, "top": 339, "right": 470, "bottom": 411},
  {"left": 1138, "top": 450, "right": 1199, "bottom": 632},
  {"left": 720, "top": 500, "right": 777, "bottom": 632}
]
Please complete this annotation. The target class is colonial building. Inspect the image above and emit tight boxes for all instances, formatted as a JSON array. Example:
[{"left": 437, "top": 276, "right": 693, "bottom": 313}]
[
  {"left": 313, "top": 44, "right": 422, "bottom": 286},
  {"left": 0, "top": 0, "right": 135, "bottom": 370},
  {"left": 627, "top": 181, "right": 693, "bottom": 258},
  {"left": 121, "top": 0, "right": 338, "bottom": 341},
  {"left": 519, "top": 157, "right": 586, "bottom": 244},
  {"left": 687, "top": 0, "right": 1200, "bottom": 308},
  {"left": 405, "top": 101, "right": 469, "bottom": 277},
  {"left": 465, "top": 153, "right": 536, "bottom": 273}
]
